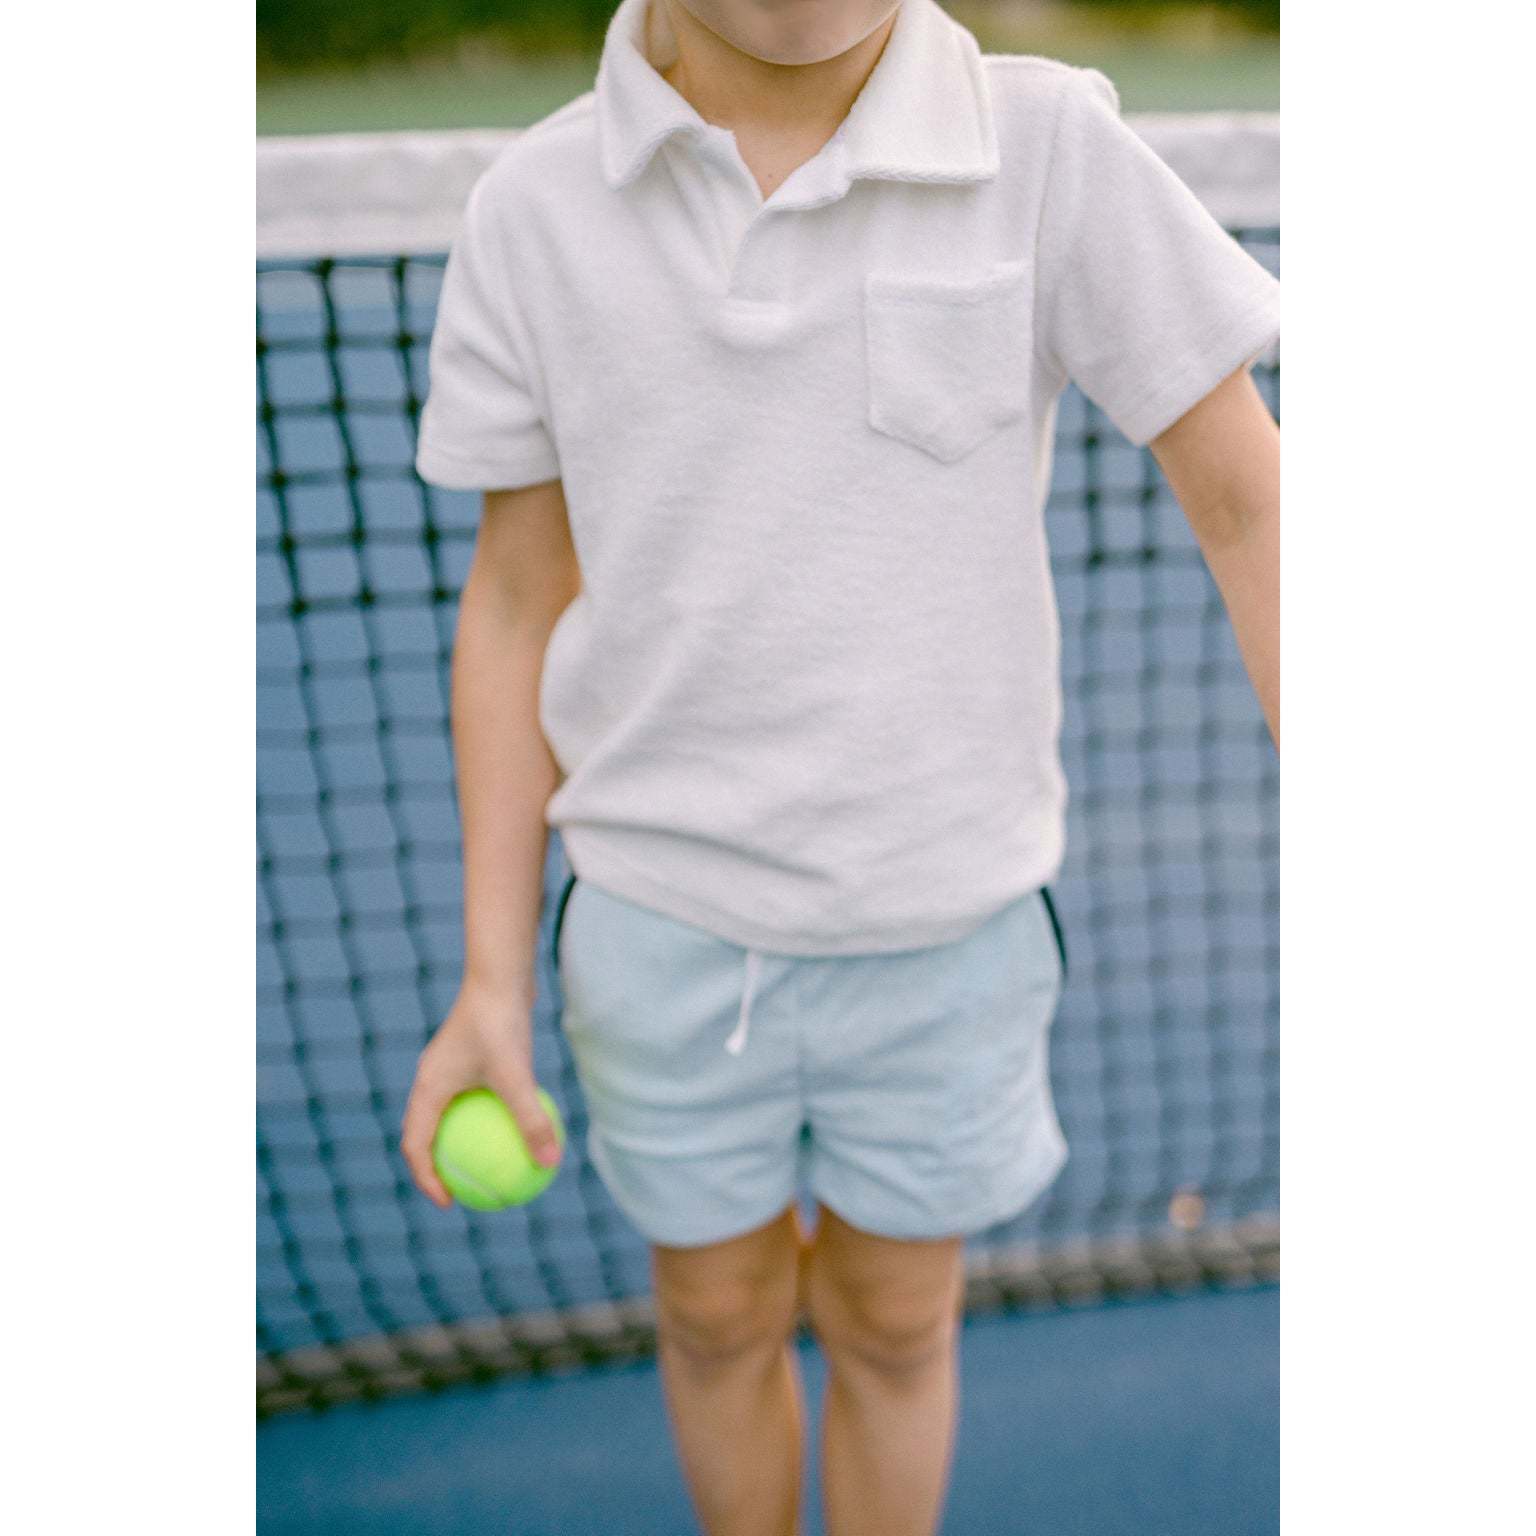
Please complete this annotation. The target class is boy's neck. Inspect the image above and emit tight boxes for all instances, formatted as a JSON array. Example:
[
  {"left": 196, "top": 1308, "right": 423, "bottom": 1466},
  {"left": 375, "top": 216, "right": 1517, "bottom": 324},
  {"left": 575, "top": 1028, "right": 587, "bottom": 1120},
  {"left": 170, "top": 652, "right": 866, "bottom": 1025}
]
[{"left": 657, "top": 0, "right": 897, "bottom": 141}]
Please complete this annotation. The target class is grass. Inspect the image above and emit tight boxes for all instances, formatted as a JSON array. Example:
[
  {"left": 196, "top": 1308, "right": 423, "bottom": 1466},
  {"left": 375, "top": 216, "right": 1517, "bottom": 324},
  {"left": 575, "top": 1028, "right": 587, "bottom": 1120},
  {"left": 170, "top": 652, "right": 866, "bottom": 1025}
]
[
  {"left": 256, "top": 4, "right": 1277, "bottom": 136},
  {"left": 257, "top": 52, "right": 601, "bottom": 136}
]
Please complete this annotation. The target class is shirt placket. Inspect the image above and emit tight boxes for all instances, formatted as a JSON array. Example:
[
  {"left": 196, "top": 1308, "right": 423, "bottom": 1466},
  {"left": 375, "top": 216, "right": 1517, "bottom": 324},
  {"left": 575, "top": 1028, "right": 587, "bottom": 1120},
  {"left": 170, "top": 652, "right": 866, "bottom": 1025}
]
[{"left": 682, "top": 125, "right": 824, "bottom": 311}]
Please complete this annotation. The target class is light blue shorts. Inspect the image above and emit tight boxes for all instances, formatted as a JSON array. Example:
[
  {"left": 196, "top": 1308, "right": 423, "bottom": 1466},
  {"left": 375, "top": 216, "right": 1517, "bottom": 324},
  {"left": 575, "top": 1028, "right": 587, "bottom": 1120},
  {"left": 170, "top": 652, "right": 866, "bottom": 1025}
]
[{"left": 552, "top": 873, "right": 1068, "bottom": 1248}]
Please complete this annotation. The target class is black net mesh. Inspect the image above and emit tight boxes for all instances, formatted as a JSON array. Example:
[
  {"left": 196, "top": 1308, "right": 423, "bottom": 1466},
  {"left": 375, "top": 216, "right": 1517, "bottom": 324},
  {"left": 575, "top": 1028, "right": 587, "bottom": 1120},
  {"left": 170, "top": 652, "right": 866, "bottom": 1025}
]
[{"left": 257, "top": 229, "right": 1279, "bottom": 1416}]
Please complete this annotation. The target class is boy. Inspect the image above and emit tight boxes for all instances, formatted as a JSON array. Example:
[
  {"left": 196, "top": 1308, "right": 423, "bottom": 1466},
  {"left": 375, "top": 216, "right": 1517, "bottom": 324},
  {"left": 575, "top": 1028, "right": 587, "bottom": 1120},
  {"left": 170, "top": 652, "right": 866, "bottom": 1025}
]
[{"left": 400, "top": 1, "right": 1280, "bottom": 1532}]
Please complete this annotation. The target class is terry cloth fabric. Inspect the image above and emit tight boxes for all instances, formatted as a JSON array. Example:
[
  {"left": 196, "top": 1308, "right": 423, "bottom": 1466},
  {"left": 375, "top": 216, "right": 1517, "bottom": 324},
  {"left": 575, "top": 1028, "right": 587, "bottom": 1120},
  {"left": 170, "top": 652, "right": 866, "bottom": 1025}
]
[{"left": 416, "top": 0, "right": 1281, "bottom": 956}]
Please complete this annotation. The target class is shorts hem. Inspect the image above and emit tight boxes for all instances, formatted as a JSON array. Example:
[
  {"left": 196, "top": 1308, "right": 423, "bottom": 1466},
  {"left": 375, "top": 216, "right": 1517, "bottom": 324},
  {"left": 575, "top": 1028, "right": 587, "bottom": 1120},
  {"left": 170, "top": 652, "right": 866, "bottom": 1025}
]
[
  {"left": 949, "top": 1139, "right": 1070, "bottom": 1237},
  {"left": 586, "top": 1129, "right": 798, "bottom": 1250},
  {"left": 810, "top": 1138, "right": 1069, "bottom": 1242}
]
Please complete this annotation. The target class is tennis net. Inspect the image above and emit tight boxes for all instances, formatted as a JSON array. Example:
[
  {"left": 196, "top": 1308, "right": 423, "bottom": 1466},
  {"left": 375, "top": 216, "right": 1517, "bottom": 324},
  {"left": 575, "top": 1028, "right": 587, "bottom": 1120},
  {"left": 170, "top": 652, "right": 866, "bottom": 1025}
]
[{"left": 257, "top": 118, "right": 1280, "bottom": 1416}]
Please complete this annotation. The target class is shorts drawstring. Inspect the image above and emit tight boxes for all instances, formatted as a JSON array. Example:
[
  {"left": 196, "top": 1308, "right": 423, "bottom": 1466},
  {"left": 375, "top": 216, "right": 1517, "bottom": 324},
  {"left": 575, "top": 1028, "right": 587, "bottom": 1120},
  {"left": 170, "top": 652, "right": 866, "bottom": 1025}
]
[{"left": 724, "top": 948, "right": 763, "bottom": 1056}]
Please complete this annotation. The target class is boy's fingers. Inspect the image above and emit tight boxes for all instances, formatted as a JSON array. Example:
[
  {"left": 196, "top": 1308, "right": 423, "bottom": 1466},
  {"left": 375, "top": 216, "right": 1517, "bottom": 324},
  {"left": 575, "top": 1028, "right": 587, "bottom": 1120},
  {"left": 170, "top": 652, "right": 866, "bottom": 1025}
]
[
  {"left": 400, "top": 1077, "right": 454, "bottom": 1207},
  {"left": 487, "top": 1066, "right": 562, "bottom": 1170}
]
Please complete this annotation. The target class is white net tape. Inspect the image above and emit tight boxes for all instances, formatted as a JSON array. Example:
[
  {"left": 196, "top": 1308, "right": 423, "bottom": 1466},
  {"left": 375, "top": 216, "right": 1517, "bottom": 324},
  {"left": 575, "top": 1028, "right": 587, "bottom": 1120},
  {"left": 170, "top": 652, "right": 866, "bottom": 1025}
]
[{"left": 257, "top": 113, "right": 1278, "bottom": 259}]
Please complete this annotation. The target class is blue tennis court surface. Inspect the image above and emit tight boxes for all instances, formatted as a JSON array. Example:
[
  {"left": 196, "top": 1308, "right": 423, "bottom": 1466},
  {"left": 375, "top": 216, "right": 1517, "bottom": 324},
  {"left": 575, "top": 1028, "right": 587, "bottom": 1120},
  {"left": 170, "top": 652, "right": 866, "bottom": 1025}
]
[{"left": 259, "top": 1285, "right": 1278, "bottom": 1535}]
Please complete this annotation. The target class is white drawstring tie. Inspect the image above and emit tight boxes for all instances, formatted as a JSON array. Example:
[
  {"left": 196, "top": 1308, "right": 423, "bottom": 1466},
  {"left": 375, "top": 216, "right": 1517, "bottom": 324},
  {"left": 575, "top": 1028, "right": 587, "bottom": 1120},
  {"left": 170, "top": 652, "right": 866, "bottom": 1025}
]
[{"left": 724, "top": 948, "right": 763, "bottom": 1056}]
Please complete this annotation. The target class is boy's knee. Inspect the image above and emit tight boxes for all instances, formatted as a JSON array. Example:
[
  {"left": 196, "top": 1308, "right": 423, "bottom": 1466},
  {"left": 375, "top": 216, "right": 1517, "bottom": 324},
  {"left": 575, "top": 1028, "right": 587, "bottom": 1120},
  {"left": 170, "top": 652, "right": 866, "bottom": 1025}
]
[
  {"left": 656, "top": 1278, "right": 798, "bottom": 1367},
  {"left": 816, "top": 1288, "right": 956, "bottom": 1377},
  {"left": 654, "top": 1257, "right": 800, "bottom": 1368},
  {"left": 806, "top": 1250, "right": 961, "bottom": 1378}
]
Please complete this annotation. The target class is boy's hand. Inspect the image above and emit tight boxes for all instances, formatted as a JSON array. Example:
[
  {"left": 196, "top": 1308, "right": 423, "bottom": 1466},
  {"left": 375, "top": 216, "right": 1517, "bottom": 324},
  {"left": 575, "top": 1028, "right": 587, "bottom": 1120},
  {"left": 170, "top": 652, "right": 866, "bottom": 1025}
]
[{"left": 399, "top": 981, "right": 563, "bottom": 1208}]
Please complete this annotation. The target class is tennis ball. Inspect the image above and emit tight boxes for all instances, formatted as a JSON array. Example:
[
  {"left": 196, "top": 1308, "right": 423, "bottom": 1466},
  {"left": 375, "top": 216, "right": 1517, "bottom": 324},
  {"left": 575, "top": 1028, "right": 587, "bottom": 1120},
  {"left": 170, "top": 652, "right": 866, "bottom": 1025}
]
[{"left": 432, "top": 1087, "right": 565, "bottom": 1210}]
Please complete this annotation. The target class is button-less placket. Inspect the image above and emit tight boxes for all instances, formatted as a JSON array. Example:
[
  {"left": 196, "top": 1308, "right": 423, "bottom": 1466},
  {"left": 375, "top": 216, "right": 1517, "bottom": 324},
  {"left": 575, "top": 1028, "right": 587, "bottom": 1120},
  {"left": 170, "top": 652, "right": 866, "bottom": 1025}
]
[
  {"left": 696, "top": 131, "right": 790, "bottom": 307},
  {"left": 660, "top": 125, "right": 761, "bottom": 293},
  {"left": 727, "top": 211, "right": 790, "bottom": 306},
  {"left": 701, "top": 124, "right": 851, "bottom": 298},
  {"left": 683, "top": 123, "right": 854, "bottom": 342}
]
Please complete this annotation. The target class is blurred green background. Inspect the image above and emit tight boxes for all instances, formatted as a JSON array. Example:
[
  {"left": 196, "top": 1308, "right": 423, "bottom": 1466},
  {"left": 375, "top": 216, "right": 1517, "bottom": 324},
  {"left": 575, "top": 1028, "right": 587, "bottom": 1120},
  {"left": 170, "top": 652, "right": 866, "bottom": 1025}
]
[{"left": 256, "top": 0, "right": 1278, "bottom": 136}]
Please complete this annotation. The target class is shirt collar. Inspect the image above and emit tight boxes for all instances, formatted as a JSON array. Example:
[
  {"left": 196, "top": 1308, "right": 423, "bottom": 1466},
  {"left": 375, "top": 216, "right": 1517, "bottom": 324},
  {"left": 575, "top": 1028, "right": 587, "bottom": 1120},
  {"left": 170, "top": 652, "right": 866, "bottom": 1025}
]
[{"left": 595, "top": 0, "right": 998, "bottom": 196}]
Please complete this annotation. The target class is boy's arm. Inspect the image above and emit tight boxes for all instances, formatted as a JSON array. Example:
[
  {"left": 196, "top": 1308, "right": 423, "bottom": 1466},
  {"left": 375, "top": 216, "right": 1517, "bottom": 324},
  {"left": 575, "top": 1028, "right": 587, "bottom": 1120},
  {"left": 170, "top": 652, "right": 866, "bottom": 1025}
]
[
  {"left": 1152, "top": 365, "right": 1281, "bottom": 749},
  {"left": 400, "top": 479, "right": 580, "bottom": 1206}
]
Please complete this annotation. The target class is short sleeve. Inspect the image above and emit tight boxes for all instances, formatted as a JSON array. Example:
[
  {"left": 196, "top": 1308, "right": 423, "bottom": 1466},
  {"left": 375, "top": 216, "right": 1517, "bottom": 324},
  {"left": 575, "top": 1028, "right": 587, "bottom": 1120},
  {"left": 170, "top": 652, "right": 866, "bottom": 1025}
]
[
  {"left": 415, "top": 176, "right": 561, "bottom": 491},
  {"left": 1035, "top": 68, "right": 1281, "bottom": 448}
]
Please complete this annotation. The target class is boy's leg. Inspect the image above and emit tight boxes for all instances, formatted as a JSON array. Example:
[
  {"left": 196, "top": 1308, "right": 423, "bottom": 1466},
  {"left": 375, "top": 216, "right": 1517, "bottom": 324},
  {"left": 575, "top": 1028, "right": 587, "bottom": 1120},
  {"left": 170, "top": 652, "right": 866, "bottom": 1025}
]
[
  {"left": 802, "top": 1203, "right": 966, "bottom": 1536},
  {"left": 651, "top": 1204, "right": 807, "bottom": 1536}
]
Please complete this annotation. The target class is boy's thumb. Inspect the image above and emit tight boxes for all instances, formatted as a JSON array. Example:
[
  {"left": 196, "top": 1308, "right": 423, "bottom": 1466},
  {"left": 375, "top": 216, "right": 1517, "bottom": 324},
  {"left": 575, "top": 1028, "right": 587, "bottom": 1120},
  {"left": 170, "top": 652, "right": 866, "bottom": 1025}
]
[{"left": 488, "top": 1071, "right": 562, "bottom": 1170}]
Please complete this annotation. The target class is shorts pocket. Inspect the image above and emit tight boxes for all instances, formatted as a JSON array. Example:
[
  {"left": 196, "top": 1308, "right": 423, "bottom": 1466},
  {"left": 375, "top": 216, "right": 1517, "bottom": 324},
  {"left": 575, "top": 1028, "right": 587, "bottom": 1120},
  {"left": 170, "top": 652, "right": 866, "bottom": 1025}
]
[
  {"left": 550, "top": 868, "right": 579, "bottom": 979},
  {"left": 1039, "top": 885, "right": 1067, "bottom": 983},
  {"left": 942, "top": 890, "right": 1063, "bottom": 1133},
  {"left": 863, "top": 258, "right": 1032, "bottom": 464},
  {"left": 554, "top": 879, "right": 741, "bottom": 1067}
]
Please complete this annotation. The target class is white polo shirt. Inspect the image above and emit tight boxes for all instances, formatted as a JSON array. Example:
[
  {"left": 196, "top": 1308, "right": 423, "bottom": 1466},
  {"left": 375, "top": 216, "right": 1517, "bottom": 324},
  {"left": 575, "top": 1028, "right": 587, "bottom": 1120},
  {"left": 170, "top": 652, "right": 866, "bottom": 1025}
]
[{"left": 416, "top": 0, "right": 1281, "bottom": 956}]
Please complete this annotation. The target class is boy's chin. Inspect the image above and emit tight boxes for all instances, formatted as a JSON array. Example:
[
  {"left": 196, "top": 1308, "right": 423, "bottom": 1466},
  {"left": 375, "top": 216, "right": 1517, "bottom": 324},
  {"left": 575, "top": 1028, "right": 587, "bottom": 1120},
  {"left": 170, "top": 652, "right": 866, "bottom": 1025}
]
[{"left": 669, "top": 0, "right": 902, "bottom": 68}]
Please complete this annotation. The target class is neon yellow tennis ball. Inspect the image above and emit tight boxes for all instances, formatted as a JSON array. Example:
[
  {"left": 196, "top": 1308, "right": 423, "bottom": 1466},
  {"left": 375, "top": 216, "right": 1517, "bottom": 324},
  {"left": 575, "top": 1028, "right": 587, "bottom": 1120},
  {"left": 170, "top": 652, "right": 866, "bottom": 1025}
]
[{"left": 432, "top": 1087, "right": 565, "bottom": 1210}]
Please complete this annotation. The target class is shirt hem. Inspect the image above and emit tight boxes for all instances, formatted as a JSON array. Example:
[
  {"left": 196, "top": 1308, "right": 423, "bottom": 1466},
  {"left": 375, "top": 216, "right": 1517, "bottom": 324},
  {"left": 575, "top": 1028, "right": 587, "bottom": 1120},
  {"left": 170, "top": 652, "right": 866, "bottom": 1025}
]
[{"left": 559, "top": 829, "right": 1064, "bottom": 957}]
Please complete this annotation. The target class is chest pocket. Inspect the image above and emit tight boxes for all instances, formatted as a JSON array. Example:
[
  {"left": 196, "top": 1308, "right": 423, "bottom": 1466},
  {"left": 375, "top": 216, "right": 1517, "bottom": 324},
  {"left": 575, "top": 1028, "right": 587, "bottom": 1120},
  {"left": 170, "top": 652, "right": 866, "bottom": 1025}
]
[{"left": 863, "top": 258, "right": 1032, "bottom": 465}]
